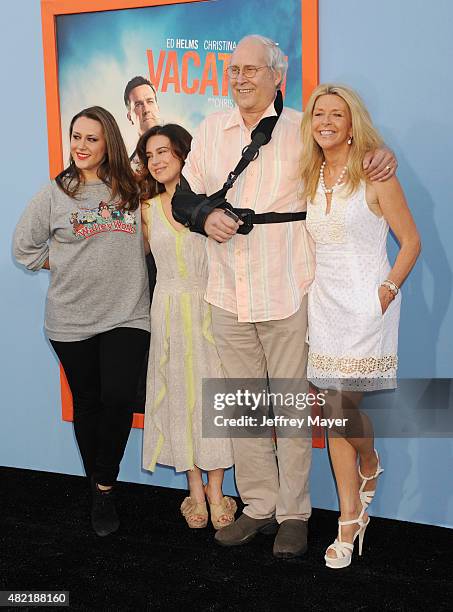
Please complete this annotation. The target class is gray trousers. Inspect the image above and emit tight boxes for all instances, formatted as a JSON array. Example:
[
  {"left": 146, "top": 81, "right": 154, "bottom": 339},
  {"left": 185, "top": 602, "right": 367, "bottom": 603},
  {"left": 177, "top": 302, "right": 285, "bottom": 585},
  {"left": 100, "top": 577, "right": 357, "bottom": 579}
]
[{"left": 211, "top": 297, "right": 311, "bottom": 523}]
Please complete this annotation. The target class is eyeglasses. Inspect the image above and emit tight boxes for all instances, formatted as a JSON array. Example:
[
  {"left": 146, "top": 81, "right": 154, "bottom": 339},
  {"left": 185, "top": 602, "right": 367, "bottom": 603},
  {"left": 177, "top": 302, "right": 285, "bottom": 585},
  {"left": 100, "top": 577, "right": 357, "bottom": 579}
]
[{"left": 226, "top": 65, "right": 269, "bottom": 79}]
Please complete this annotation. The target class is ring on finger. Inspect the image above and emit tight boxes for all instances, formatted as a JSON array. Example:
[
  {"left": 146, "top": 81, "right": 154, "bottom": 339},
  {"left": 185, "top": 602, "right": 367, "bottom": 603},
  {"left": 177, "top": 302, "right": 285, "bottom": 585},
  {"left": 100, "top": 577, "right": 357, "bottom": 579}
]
[{"left": 386, "top": 165, "right": 392, "bottom": 172}]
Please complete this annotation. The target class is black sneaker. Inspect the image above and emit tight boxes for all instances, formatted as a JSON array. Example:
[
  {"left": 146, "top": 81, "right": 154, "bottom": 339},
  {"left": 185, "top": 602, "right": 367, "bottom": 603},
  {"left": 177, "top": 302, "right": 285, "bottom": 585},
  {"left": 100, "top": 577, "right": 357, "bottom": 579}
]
[{"left": 90, "top": 479, "right": 120, "bottom": 537}]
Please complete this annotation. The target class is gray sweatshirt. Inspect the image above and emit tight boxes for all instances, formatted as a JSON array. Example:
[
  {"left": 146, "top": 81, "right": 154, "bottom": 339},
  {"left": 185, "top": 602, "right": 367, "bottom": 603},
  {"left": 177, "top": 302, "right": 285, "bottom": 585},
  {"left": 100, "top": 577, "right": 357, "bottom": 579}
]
[{"left": 13, "top": 180, "right": 150, "bottom": 341}]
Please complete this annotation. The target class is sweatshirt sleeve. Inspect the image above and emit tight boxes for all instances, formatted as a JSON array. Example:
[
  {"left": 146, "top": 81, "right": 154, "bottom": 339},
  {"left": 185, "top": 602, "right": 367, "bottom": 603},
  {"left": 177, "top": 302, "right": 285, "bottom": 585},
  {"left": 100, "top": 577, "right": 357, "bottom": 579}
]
[{"left": 13, "top": 184, "right": 52, "bottom": 271}]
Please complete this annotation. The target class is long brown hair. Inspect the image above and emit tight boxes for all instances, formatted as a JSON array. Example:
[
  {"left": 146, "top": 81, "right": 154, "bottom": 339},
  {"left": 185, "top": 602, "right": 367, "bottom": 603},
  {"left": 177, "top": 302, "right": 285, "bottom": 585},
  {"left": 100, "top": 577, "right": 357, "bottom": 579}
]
[
  {"left": 56, "top": 106, "right": 139, "bottom": 211},
  {"left": 300, "top": 84, "right": 383, "bottom": 201},
  {"left": 136, "top": 124, "right": 192, "bottom": 203}
]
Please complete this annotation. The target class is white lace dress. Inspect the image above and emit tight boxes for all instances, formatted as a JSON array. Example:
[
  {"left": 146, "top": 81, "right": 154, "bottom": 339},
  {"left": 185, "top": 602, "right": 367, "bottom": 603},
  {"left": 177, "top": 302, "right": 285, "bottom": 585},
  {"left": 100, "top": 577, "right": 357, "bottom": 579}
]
[{"left": 306, "top": 181, "right": 401, "bottom": 391}]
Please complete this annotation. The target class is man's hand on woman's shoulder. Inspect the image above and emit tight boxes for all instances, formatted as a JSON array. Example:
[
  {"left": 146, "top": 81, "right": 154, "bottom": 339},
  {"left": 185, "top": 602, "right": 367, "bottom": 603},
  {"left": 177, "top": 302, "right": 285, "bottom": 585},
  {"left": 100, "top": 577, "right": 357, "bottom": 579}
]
[{"left": 363, "top": 146, "right": 397, "bottom": 182}]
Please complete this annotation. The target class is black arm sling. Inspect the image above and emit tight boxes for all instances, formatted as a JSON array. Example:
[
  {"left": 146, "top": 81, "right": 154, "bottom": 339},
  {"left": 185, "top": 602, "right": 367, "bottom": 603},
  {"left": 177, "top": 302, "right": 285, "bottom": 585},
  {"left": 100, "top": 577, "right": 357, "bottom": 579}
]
[{"left": 172, "top": 90, "right": 306, "bottom": 236}]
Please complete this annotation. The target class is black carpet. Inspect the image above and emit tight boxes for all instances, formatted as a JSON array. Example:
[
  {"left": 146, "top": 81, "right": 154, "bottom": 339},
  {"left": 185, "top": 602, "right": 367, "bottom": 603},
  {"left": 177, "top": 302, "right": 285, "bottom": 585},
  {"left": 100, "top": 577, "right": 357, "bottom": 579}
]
[{"left": 1, "top": 467, "right": 451, "bottom": 611}]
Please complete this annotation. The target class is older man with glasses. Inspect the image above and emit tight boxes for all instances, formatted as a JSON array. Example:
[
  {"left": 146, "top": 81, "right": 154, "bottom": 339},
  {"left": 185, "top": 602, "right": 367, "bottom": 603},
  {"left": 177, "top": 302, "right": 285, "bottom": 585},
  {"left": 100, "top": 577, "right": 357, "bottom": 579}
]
[{"left": 181, "top": 34, "right": 396, "bottom": 558}]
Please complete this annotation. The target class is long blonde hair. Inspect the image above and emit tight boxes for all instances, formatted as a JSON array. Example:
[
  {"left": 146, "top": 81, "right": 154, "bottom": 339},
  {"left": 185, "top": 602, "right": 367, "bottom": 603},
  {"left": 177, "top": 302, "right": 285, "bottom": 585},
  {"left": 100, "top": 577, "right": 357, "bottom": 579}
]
[{"left": 300, "top": 84, "right": 383, "bottom": 201}]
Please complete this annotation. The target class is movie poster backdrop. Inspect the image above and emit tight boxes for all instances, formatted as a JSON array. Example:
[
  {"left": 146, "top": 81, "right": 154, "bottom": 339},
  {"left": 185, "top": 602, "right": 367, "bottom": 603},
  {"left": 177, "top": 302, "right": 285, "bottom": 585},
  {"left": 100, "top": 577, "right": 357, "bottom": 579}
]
[{"left": 41, "top": 0, "right": 319, "bottom": 427}]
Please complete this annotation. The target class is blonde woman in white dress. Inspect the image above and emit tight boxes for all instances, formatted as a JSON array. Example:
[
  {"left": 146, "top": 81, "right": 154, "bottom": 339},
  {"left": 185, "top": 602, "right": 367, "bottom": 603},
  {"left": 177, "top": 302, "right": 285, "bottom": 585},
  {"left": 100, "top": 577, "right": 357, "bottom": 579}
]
[
  {"left": 136, "top": 124, "right": 235, "bottom": 530},
  {"left": 300, "top": 85, "right": 421, "bottom": 568}
]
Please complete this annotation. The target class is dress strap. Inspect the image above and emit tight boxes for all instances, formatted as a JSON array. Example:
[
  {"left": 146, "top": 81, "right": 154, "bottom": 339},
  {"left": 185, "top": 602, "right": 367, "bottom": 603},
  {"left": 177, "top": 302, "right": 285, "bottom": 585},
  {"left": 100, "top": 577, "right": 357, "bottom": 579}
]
[{"left": 142, "top": 196, "right": 159, "bottom": 241}]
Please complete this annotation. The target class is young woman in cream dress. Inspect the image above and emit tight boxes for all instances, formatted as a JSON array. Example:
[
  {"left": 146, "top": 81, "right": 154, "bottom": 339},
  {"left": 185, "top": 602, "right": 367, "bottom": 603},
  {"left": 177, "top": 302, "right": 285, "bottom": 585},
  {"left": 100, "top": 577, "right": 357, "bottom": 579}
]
[{"left": 137, "top": 124, "right": 235, "bottom": 530}]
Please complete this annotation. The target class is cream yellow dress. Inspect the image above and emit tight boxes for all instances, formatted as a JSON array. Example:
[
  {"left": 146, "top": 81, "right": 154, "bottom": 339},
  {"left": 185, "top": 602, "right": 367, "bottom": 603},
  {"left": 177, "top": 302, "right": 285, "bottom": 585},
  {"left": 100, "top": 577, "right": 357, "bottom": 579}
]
[{"left": 142, "top": 195, "right": 233, "bottom": 472}]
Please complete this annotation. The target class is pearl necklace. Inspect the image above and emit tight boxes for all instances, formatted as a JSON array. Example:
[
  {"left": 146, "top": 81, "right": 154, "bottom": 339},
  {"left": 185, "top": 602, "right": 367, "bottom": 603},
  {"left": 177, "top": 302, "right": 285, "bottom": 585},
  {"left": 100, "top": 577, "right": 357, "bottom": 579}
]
[{"left": 319, "top": 161, "right": 348, "bottom": 194}]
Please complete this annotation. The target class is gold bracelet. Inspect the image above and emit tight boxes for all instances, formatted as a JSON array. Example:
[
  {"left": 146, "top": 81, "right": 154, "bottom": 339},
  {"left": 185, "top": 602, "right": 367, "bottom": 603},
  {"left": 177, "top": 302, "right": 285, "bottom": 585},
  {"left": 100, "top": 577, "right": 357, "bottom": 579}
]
[{"left": 381, "top": 279, "right": 399, "bottom": 296}]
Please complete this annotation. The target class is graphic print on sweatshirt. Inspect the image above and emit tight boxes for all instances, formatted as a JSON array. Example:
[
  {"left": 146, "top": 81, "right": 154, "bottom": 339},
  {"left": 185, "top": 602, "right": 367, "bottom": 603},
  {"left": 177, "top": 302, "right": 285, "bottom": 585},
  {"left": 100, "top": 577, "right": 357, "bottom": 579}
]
[{"left": 70, "top": 201, "right": 136, "bottom": 239}]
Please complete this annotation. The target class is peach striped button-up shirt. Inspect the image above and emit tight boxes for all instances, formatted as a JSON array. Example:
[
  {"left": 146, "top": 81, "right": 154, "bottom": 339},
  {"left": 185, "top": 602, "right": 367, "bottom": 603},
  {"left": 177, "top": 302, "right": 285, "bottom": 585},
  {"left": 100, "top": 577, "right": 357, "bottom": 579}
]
[{"left": 182, "top": 100, "right": 315, "bottom": 322}]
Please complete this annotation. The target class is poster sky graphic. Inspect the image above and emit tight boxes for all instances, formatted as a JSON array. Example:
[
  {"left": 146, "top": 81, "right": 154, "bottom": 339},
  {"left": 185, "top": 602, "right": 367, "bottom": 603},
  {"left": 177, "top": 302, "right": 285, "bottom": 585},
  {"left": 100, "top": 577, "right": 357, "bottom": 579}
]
[{"left": 56, "top": 0, "right": 302, "bottom": 158}]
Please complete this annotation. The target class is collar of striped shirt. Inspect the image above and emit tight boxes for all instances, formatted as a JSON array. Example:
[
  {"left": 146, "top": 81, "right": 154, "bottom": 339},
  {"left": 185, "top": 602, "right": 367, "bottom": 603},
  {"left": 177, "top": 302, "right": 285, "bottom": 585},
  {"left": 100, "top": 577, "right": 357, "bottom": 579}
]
[{"left": 223, "top": 97, "right": 278, "bottom": 132}]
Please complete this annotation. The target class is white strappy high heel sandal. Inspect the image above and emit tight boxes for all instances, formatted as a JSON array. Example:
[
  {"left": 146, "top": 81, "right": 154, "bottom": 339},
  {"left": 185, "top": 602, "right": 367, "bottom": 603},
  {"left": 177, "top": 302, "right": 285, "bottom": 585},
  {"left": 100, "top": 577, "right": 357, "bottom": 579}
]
[
  {"left": 358, "top": 449, "right": 384, "bottom": 509},
  {"left": 325, "top": 507, "right": 370, "bottom": 569}
]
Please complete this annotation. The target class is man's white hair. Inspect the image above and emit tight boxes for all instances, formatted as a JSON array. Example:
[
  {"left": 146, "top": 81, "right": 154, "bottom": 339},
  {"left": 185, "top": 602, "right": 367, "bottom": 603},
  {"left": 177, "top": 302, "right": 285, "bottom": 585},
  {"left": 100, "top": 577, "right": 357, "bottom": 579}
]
[{"left": 236, "top": 34, "right": 288, "bottom": 88}]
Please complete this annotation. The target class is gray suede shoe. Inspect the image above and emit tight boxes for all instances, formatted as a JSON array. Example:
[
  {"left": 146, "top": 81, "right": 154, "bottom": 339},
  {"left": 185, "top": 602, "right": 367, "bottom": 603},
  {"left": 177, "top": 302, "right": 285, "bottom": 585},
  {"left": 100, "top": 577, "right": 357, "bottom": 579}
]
[
  {"left": 273, "top": 519, "right": 308, "bottom": 558},
  {"left": 214, "top": 513, "right": 278, "bottom": 546}
]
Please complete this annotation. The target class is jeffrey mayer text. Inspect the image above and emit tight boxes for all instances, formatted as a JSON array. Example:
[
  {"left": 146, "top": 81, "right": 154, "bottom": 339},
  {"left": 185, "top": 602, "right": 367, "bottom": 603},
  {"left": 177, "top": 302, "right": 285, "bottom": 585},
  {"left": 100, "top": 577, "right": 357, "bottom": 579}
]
[{"left": 214, "top": 415, "right": 347, "bottom": 428}]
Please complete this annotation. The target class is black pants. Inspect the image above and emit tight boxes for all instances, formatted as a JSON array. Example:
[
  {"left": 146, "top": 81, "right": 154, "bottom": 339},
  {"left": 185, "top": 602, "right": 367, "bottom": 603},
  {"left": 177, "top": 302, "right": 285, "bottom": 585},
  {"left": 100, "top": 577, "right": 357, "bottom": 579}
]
[
  {"left": 133, "top": 253, "right": 157, "bottom": 413},
  {"left": 50, "top": 327, "right": 150, "bottom": 486}
]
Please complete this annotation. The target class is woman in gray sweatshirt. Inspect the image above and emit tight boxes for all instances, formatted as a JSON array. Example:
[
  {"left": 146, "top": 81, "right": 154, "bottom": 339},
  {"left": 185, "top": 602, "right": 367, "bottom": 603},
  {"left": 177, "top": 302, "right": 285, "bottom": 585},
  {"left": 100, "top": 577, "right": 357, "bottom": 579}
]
[{"left": 13, "top": 106, "right": 150, "bottom": 537}]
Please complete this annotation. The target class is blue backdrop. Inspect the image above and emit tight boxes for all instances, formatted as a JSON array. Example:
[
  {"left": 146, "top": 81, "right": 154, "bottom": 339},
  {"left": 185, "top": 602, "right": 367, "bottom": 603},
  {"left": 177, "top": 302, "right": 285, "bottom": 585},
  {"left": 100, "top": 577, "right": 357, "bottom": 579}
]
[{"left": 1, "top": 0, "right": 452, "bottom": 529}]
